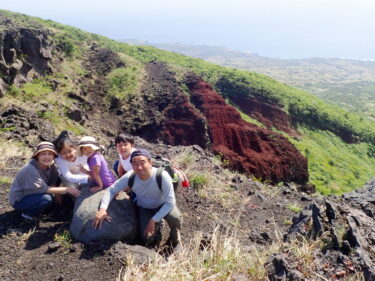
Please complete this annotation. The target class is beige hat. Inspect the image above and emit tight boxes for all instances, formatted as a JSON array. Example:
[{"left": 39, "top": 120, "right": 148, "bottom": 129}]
[
  {"left": 32, "top": 141, "right": 58, "bottom": 158},
  {"left": 77, "top": 136, "right": 101, "bottom": 151}
]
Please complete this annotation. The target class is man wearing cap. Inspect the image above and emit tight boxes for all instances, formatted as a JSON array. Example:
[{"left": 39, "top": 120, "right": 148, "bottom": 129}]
[
  {"left": 9, "top": 141, "right": 81, "bottom": 220},
  {"left": 93, "top": 148, "right": 182, "bottom": 248}
]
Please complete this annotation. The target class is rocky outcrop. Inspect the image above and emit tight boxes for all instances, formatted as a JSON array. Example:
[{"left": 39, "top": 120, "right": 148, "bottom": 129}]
[
  {"left": 161, "top": 94, "right": 209, "bottom": 147},
  {"left": 185, "top": 74, "right": 308, "bottom": 184},
  {"left": 216, "top": 76, "right": 297, "bottom": 135},
  {"left": 83, "top": 46, "right": 124, "bottom": 76},
  {"left": 265, "top": 254, "right": 304, "bottom": 281},
  {"left": 119, "top": 61, "right": 210, "bottom": 147},
  {"left": 230, "top": 95, "right": 298, "bottom": 136},
  {"left": 0, "top": 28, "right": 53, "bottom": 95},
  {"left": 0, "top": 105, "right": 56, "bottom": 144},
  {"left": 70, "top": 188, "right": 138, "bottom": 243},
  {"left": 284, "top": 181, "right": 375, "bottom": 281}
]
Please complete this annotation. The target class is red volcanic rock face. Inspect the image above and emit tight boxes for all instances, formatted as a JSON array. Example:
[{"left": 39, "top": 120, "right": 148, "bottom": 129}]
[
  {"left": 161, "top": 94, "right": 209, "bottom": 148},
  {"left": 185, "top": 74, "right": 308, "bottom": 184},
  {"left": 230, "top": 96, "right": 298, "bottom": 136}
]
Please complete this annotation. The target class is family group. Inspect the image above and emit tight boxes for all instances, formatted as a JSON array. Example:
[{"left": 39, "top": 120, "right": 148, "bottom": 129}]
[{"left": 8, "top": 134, "right": 182, "bottom": 248}]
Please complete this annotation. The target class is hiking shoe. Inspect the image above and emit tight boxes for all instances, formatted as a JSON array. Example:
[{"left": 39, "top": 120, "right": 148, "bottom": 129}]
[
  {"left": 21, "top": 212, "right": 37, "bottom": 221},
  {"left": 166, "top": 229, "right": 181, "bottom": 248}
]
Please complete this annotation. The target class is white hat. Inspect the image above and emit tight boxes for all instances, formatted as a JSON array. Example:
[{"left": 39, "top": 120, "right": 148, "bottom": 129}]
[{"left": 77, "top": 136, "right": 101, "bottom": 151}]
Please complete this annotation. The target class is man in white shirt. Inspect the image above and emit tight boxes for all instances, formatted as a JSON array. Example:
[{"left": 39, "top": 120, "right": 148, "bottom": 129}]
[{"left": 93, "top": 149, "right": 181, "bottom": 248}]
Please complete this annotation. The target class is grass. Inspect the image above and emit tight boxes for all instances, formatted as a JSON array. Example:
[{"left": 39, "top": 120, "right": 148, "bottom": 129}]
[
  {"left": 105, "top": 53, "right": 145, "bottom": 100},
  {"left": 189, "top": 174, "right": 209, "bottom": 189},
  {"left": 290, "top": 126, "right": 375, "bottom": 195},
  {"left": 171, "top": 150, "right": 243, "bottom": 208},
  {"left": 120, "top": 225, "right": 365, "bottom": 281},
  {"left": 0, "top": 138, "right": 31, "bottom": 170},
  {"left": 0, "top": 177, "right": 12, "bottom": 185},
  {"left": 121, "top": 226, "right": 270, "bottom": 281},
  {"left": 287, "top": 204, "right": 302, "bottom": 213},
  {"left": 54, "top": 228, "right": 72, "bottom": 253}
]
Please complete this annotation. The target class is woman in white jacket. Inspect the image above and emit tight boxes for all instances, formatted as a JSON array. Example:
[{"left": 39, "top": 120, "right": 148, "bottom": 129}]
[{"left": 55, "top": 138, "right": 91, "bottom": 188}]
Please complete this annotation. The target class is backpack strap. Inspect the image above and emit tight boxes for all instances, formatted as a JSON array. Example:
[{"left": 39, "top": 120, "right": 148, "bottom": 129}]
[
  {"left": 129, "top": 168, "right": 163, "bottom": 192},
  {"left": 156, "top": 167, "right": 164, "bottom": 191},
  {"left": 128, "top": 171, "right": 136, "bottom": 189}
]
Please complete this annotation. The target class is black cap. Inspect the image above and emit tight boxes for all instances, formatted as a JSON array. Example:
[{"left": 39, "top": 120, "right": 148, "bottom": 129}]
[{"left": 130, "top": 148, "right": 151, "bottom": 163}]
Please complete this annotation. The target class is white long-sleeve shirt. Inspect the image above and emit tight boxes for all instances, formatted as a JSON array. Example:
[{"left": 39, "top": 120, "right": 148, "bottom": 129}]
[
  {"left": 55, "top": 155, "right": 90, "bottom": 184},
  {"left": 100, "top": 167, "right": 176, "bottom": 222},
  {"left": 118, "top": 148, "right": 136, "bottom": 172}
]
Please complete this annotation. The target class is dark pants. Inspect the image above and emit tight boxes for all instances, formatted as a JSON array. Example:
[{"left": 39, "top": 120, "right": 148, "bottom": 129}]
[
  {"left": 113, "top": 160, "right": 120, "bottom": 177},
  {"left": 138, "top": 205, "right": 181, "bottom": 247},
  {"left": 13, "top": 193, "right": 53, "bottom": 217}
]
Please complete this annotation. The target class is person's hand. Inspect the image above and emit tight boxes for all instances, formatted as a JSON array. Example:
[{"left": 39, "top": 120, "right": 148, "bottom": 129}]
[
  {"left": 92, "top": 208, "right": 112, "bottom": 229},
  {"left": 67, "top": 186, "right": 81, "bottom": 197},
  {"left": 144, "top": 218, "right": 157, "bottom": 238},
  {"left": 89, "top": 186, "right": 103, "bottom": 193},
  {"left": 78, "top": 164, "right": 90, "bottom": 175}
]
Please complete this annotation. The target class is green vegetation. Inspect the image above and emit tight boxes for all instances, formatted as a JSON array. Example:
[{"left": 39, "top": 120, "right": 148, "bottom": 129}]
[
  {"left": 22, "top": 78, "right": 52, "bottom": 98},
  {"left": 287, "top": 204, "right": 302, "bottom": 213},
  {"left": 106, "top": 55, "right": 144, "bottom": 99},
  {"left": 54, "top": 229, "right": 72, "bottom": 253},
  {"left": 6, "top": 85, "right": 21, "bottom": 96},
  {"left": 237, "top": 109, "right": 265, "bottom": 128},
  {"left": 53, "top": 33, "right": 76, "bottom": 57},
  {"left": 0, "top": 177, "right": 12, "bottom": 185},
  {"left": 190, "top": 174, "right": 209, "bottom": 189},
  {"left": 291, "top": 127, "right": 375, "bottom": 195}
]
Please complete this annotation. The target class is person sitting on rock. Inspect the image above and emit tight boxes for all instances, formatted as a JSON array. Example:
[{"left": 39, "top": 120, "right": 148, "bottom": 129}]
[
  {"left": 92, "top": 148, "right": 182, "bottom": 249},
  {"left": 78, "top": 136, "right": 116, "bottom": 193},
  {"left": 112, "top": 133, "right": 137, "bottom": 178},
  {"left": 8, "top": 141, "right": 81, "bottom": 220},
  {"left": 55, "top": 138, "right": 91, "bottom": 189}
]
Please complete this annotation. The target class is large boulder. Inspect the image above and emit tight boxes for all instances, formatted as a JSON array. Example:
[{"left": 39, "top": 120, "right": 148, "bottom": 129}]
[{"left": 70, "top": 188, "right": 138, "bottom": 243}]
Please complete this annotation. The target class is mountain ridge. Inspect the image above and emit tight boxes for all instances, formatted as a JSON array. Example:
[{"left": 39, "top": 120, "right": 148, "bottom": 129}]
[{"left": 123, "top": 40, "right": 375, "bottom": 119}]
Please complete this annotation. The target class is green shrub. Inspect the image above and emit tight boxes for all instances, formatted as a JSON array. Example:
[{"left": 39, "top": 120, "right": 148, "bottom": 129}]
[
  {"left": 190, "top": 174, "right": 209, "bottom": 189},
  {"left": 54, "top": 34, "right": 76, "bottom": 57},
  {"left": 21, "top": 78, "right": 52, "bottom": 99},
  {"left": 6, "top": 85, "right": 20, "bottom": 96}
]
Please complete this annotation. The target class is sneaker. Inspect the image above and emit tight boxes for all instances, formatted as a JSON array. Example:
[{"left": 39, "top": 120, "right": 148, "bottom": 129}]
[{"left": 21, "top": 212, "right": 37, "bottom": 221}]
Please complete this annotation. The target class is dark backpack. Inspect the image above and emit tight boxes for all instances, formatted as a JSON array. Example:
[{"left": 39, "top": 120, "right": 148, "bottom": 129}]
[{"left": 127, "top": 155, "right": 189, "bottom": 192}]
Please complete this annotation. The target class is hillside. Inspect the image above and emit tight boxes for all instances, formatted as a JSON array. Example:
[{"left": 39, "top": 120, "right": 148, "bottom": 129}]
[
  {"left": 133, "top": 41, "right": 375, "bottom": 120},
  {"left": 0, "top": 10, "right": 375, "bottom": 281},
  {"left": 2, "top": 11, "right": 375, "bottom": 194}
]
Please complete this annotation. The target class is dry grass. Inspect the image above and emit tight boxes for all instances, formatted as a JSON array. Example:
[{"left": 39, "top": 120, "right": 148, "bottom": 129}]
[
  {"left": 171, "top": 151, "right": 244, "bottom": 208},
  {"left": 119, "top": 211, "right": 366, "bottom": 281},
  {"left": 120, "top": 226, "right": 273, "bottom": 281},
  {"left": 0, "top": 139, "right": 31, "bottom": 170}
]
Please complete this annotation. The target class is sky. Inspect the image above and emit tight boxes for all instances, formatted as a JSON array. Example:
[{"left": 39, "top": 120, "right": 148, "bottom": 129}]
[{"left": 1, "top": 0, "right": 374, "bottom": 59}]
